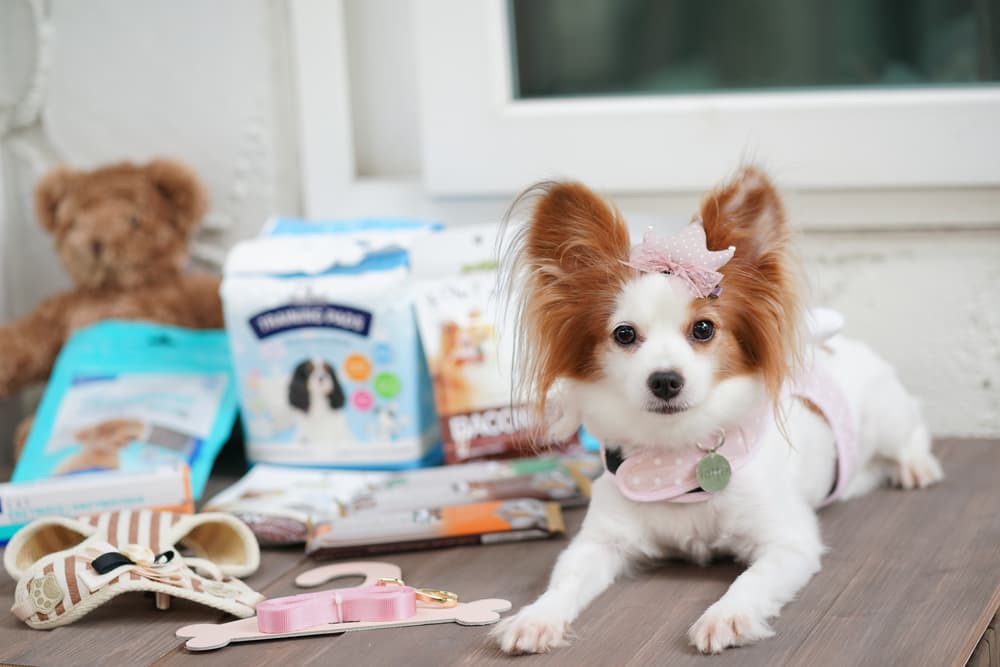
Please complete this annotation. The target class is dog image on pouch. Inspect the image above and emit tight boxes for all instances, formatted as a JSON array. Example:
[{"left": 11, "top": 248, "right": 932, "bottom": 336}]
[
  {"left": 53, "top": 418, "right": 147, "bottom": 474},
  {"left": 288, "top": 358, "right": 352, "bottom": 446},
  {"left": 433, "top": 320, "right": 484, "bottom": 413},
  {"left": 434, "top": 316, "right": 510, "bottom": 414}
]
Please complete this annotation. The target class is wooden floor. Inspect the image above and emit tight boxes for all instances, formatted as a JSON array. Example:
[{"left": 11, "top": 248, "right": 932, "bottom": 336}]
[{"left": 1, "top": 439, "right": 998, "bottom": 667}]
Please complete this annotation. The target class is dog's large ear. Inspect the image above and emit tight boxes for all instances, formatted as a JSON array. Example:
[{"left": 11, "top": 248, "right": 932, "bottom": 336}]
[
  {"left": 699, "top": 166, "right": 790, "bottom": 263},
  {"left": 326, "top": 363, "right": 346, "bottom": 409},
  {"left": 288, "top": 361, "right": 311, "bottom": 412},
  {"left": 506, "top": 182, "right": 633, "bottom": 412},
  {"left": 699, "top": 166, "right": 801, "bottom": 397},
  {"left": 4, "top": 516, "right": 94, "bottom": 580},
  {"left": 34, "top": 165, "right": 78, "bottom": 234}
]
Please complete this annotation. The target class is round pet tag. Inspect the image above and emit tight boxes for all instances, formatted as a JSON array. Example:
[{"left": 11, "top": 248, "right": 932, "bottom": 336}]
[{"left": 696, "top": 452, "right": 731, "bottom": 493}]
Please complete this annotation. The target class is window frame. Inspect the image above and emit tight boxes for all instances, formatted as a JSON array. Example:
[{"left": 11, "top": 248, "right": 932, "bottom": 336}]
[
  {"left": 415, "top": 0, "right": 1000, "bottom": 194},
  {"left": 292, "top": 0, "right": 1000, "bottom": 229}
]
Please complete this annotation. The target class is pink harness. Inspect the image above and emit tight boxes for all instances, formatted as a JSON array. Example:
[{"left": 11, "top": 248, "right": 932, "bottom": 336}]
[{"left": 601, "top": 361, "right": 856, "bottom": 506}]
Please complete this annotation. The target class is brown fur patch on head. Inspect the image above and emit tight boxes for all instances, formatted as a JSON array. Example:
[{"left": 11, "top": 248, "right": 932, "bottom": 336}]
[
  {"left": 698, "top": 166, "right": 802, "bottom": 400},
  {"left": 685, "top": 298, "right": 754, "bottom": 381},
  {"left": 33, "top": 159, "right": 208, "bottom": 290},
  {"left": 505, "top": 182, "right": 633, "bottom": 415}
]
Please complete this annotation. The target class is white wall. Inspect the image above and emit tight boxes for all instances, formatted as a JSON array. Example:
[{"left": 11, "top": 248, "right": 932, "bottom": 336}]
[
  {"left": 802, "top": 230, "right": 1000, "bottom": 437},
  {"left": 345, "top": 0, "right": 422, "bottom": 178},
  {"left": 2, "top": 0, "right": 302, "bottom": 319}
]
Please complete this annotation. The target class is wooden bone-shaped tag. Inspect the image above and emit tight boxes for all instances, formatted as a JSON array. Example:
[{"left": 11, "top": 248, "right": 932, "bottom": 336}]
[
  {"left": 294, "top": 560, "right": 403, "bottom": 588},
  {"left": 175, "top": 560, "right": 511, "bottom": 651}
]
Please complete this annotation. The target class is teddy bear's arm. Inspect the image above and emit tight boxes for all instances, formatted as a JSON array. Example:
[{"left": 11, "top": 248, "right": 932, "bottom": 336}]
[
  {"left": 58, "top": 276, "right": 222, "bottom": 333},
  {"left": 0, "top": 292, "right": 75, "bottom": 398},
  {"left": 176, "top": 274, "right": 224, "bottom": 328}
]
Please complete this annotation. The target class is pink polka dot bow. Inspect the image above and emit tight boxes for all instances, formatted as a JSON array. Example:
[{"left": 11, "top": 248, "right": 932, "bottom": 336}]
[{"left": 625, "top": 220, "right": 736, "bottom": 299}]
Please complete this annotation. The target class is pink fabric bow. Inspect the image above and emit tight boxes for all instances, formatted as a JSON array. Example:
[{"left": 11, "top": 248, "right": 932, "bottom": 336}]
[{"left": 625, "top": 220, "right": 736, "bottom": 298}]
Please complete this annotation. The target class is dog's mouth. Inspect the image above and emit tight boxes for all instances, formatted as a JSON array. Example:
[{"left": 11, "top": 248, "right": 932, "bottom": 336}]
[{"left": 645, "top": 401, "right": 691, "bottom": 415}]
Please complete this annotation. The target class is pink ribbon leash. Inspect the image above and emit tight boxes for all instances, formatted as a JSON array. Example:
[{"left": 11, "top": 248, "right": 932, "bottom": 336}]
[{"left": 256, "top": 584, "right": 417, "bottom": 633}]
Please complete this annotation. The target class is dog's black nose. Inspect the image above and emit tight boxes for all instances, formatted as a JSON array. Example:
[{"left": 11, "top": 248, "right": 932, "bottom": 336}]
[
  {"left": 92, "top": 240, "right": 104, "bottom": 257},
  {"left": 648, "top": 370, "right": 684, "bottom": 400}
]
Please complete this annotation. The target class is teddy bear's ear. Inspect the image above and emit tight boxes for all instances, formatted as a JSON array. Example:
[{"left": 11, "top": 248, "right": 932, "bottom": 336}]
[
  {"left": 144, "top": 159, "right": 209, "bottom": 233},
  {"left": 34, "top": 165, "right": 78, "bottom": 233}
]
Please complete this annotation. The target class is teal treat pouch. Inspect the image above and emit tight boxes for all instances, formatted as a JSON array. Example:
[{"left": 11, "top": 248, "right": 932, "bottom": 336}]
[
  {"left": 12, "top": 321, "right": 238, "bottom": 498},
  {"left": 221, "top": 218, "right": 442, "bottom": 469}
]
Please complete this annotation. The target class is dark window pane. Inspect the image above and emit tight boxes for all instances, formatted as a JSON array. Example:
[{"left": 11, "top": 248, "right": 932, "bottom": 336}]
[{"left": 510, "top": 0, "right": 1000, "bottom": 98}]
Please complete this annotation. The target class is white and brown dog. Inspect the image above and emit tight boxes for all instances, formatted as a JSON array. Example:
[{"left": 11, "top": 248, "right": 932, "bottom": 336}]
[{"left": 494, "top": 166, "right": 942, "bottom": 654}]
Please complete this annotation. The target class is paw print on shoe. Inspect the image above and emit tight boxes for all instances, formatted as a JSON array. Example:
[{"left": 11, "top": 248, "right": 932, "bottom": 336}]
[{"left": 29, "top": 573, "right": 64, "bottom": 614}]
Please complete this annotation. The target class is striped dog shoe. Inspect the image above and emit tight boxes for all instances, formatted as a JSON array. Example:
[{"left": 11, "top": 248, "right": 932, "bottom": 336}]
[{"left": 4, "top": 510, "right": 264, "bottom": 629}]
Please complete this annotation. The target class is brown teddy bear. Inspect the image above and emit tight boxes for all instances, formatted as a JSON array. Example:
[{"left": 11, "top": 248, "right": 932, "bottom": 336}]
[{"left": 0, "top": 159, "right": 226, "bottom": 450}]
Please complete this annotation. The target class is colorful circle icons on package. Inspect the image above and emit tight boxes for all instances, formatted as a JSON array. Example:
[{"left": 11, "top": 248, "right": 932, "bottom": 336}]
[
  {"left": 352, "top": 389, "right": 375, "bottom": 412},
  {"left": 374, "top": 373, "right": 402, "bottom": 399},
  {"left": 344, "top": 354, "right": 372, "bottom": 382},
  {"left": 373, "top": 343, "right": 394, "bottom": 365}
]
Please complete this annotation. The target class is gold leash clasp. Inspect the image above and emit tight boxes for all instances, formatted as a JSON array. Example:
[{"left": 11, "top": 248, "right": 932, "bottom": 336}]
[
  {"left": 415, "top": 588, "right": 459, "bottom": 608},
  {"left": 376, "top": 577, "right": 458, "bottom": 607},
  {"left": 375, "top": 577, "right": 406, "bottom": 588}
]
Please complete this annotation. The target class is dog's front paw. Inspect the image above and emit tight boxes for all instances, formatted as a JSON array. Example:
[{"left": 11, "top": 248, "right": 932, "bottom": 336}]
[
  {"left": 892, "top": 451, "right": 943, "bottom": 490},
  {"left": 688, "top": 602, "right": 774, "bottom": 654},
  {"left": 542, "top": 382, "right": 582, "bottom": 443},
  {"left": 492, "top": 606, "right": 571, "bottom": 655}
]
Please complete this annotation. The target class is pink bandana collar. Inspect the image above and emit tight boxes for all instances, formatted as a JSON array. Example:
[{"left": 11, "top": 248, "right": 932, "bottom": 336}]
[
  {"left": 601, "top": 411, "right": 770, "bottom": 504},
  {"left": 626, "top": 220, "right": 736, "bottom": 298}
]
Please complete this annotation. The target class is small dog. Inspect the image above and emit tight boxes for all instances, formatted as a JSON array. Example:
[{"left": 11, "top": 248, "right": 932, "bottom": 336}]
[
  {"left": 54, "top": 418, "right": 146, "bottom": 474},
  {"left": 493, "top": 167, "right": 942, "bottom": 654},
  {"left": 288, "top": 358, "right": 351, "bottom": 446}
]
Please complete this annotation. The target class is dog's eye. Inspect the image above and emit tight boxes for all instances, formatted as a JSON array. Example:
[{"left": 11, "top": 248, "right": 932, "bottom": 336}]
[
  {"left": 612, "top": 324, "right": 637, "bottom": 346},
  {"left": 129, "top": 216, "right": 140, "bottom": 229},
  {"left": 691, "top": 320, "right": 715, "bottom": 342}
]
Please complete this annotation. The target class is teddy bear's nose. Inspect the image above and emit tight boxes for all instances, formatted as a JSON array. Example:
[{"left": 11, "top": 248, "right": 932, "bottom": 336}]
[{"left": 91, "top": 240, "right": 104, "bottom": 257}]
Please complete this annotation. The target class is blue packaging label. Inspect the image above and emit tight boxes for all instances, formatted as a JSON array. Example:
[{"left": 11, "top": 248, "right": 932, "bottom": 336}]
[{"left": 250, "top": 304, "right": 372, "bottom": 338}]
